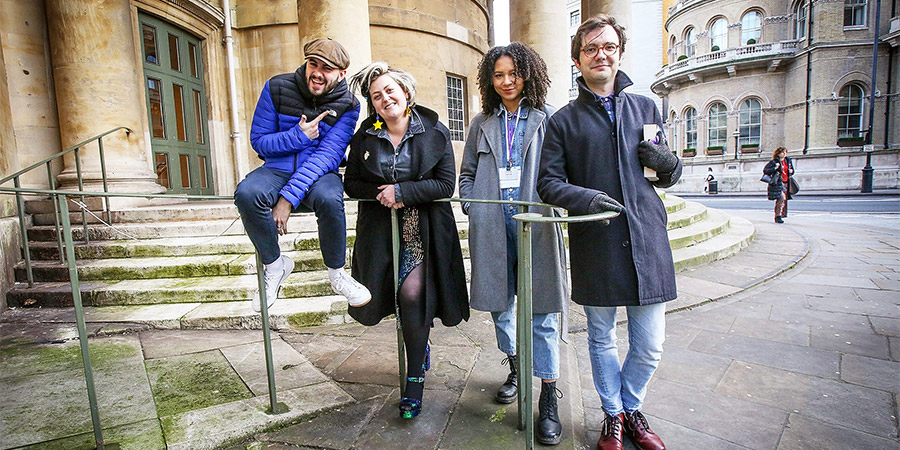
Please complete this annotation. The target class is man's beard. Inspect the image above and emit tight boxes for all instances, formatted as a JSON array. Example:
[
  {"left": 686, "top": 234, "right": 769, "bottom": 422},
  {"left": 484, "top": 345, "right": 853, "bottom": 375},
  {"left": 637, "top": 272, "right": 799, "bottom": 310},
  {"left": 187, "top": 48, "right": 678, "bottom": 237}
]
[{"left": 308, "top": 74, "right": 339, "bottom": 95}]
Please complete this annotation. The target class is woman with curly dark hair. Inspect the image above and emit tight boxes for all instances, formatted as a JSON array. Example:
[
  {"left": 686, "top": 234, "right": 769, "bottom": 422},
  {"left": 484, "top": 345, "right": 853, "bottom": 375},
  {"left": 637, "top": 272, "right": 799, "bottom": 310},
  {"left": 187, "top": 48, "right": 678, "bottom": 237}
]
[{"left": 459, "top": 42, "right": 568, "bottom": 446}]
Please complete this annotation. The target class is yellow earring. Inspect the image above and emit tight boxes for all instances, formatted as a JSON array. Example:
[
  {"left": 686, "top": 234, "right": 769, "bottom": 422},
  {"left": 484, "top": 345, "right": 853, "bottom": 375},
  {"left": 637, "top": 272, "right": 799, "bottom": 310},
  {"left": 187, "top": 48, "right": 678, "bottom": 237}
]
[{"left": 405, "top": 104, "right": 411, "bottom": 116}]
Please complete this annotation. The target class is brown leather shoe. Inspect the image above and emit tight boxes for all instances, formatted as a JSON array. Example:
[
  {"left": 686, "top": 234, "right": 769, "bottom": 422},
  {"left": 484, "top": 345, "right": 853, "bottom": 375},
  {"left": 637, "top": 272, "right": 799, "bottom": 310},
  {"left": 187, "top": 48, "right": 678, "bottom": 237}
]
[
  {"left": 597, "top": 412, "right": 625, "bottom": 450},
  {"left": 624, "top": 410, "right": 665, "bottom": 450}
]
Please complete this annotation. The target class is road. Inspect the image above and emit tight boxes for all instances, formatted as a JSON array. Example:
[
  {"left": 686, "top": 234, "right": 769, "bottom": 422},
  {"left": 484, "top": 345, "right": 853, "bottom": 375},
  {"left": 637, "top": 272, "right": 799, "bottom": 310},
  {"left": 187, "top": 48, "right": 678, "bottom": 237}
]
[{"left": 685, "top": 194, "right": 900, "bottom": 214}]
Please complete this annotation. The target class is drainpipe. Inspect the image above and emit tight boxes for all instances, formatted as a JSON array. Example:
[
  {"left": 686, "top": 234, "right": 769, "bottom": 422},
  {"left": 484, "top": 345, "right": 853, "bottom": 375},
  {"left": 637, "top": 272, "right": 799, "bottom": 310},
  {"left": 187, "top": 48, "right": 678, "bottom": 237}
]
[
  {"left": 803, "top": 0, "right": 813, "bottom": 155},
  {"left": 223, "top": 0, "right": 248, "bottom": 180},
  {"left": 884, "top": 0, "right": 896, "bottom": 150},
  {"left": 861, "top": 0, "right": 882, "bottom": 193}
]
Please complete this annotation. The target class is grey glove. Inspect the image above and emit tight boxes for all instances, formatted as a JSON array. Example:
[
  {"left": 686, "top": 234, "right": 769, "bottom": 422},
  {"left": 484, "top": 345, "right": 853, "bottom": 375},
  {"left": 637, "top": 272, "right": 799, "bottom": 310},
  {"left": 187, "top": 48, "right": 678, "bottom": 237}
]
[
  {"left": 637, "top": 139, "right": 678, "bottom": 173},
  {"left": 588, "top": 192, "right": 625, "bottom": 214}
]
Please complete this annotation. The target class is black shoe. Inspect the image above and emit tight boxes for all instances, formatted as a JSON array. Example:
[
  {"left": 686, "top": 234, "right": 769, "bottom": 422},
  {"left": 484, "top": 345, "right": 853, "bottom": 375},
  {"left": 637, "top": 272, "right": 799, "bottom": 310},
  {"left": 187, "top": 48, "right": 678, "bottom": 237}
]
[
  {"left": 495, "top": 355, "right": 517, "bottom": 404},
  {"left": 775, "top": 216, "right": 784, "bottom": 223},
  {"left": 536, "top": 381, "right": 563, "bottom": 445}
]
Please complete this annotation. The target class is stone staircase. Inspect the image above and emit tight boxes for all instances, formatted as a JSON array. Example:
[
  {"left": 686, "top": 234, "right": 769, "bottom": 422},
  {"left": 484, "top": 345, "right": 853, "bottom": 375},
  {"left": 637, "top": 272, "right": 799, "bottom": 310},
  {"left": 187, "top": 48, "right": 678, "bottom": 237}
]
[{"left": 6, "top": 192, "right": 754, "bottom": 329}]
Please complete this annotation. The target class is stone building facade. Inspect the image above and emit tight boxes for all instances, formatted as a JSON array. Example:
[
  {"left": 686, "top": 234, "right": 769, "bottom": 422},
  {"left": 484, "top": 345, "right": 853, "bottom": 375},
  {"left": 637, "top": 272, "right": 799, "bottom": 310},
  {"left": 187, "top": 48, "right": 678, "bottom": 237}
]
[{"left": 654, "top": 0, "right": 900, "bottom": 192}]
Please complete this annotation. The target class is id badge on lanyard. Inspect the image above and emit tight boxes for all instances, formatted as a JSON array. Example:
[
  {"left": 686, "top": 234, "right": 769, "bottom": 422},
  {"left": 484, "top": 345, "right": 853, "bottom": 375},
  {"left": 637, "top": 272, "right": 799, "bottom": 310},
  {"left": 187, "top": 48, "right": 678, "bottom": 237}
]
[{"left": 499, "top": 110, "right": 522, "bottom": 190}]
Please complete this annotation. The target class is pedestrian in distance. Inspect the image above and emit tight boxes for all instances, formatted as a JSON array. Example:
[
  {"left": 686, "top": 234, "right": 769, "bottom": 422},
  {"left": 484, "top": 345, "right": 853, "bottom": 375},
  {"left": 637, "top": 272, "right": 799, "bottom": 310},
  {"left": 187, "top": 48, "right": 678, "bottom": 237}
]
[
  {"left": 537, "top": 14, "right": 682, "bottom": 450},
  {"left": 458, "top": 42, "right": 569, "bottom": 446},
  {"left": 704, "top": 167, "right": 715, "bottom": 193},
  {"left": 763, "top": 146, "right": 793, "bottom": 223},
  {"left": 234, "top": 38, "right": 371, "bottom": 313},
  {"left": 345, "top": 62, "right": 470, "bottom": 420}
]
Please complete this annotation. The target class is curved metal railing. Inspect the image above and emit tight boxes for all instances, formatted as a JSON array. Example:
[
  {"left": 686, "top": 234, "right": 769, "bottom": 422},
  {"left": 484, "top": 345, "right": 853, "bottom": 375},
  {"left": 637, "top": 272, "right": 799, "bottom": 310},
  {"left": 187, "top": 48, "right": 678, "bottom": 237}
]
[{"left": 0, "top": 184, "right": 617, "bottom": 450}]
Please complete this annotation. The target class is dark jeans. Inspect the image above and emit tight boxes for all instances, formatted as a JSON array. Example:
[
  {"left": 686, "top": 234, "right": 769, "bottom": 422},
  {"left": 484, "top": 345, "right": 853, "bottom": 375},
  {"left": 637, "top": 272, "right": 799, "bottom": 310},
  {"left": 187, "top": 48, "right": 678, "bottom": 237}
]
[{"left": 234, "top": 166, "right": 347, "bottom": 268}]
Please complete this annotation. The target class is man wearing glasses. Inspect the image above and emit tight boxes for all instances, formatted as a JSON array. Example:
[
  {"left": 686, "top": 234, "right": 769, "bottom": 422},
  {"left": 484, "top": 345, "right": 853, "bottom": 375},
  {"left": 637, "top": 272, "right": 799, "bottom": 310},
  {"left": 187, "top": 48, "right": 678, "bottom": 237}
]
[{"left": 537, "top": 14, "right": 681, "bottom": 450}]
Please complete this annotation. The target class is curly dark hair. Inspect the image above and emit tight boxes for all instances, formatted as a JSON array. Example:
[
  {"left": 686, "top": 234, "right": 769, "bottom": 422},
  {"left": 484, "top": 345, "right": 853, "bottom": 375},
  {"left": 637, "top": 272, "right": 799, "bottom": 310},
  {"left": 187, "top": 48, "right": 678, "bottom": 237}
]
[{"left": 476, "top": 42, "right": 550, "bottom": 115}]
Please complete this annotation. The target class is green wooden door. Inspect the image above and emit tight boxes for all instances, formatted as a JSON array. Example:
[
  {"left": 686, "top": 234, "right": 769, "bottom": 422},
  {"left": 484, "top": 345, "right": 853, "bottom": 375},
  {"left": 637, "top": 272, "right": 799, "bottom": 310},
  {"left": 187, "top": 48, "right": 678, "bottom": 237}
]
[{"left": 139, "top": 13, "right": 212, "bottom": 194}]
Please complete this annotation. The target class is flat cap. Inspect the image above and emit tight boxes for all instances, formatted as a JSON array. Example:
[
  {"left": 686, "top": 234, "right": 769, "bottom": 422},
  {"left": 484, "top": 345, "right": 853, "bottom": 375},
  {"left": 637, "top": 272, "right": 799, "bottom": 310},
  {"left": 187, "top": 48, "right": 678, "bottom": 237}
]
[{"left": 303, "top": 38, "right": 350, "bottom": 70}]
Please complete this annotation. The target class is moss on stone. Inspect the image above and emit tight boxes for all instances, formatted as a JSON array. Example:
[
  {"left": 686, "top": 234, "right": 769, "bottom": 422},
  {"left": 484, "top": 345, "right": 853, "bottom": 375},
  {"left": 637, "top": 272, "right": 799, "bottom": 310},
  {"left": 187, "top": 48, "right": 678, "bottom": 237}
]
[
  {"left": 145, "top": 351, "right": 252, "bottom": 417},
  {"left": 287, "top": 312, "right": 328, "bottom": 328},
  {"left": 0, "top": 340, "right": 140, "bottom": 373}
]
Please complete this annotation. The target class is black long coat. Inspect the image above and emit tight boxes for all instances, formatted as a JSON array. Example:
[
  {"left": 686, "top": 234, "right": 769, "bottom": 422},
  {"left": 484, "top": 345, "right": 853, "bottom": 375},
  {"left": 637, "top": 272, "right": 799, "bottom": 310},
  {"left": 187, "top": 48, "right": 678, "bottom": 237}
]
[
  {"left": 537, "top": 73, "right": 682, "bottom": 307},
  {"left": 764, "top": 157, "right": 793, "bottom": 201},
  {"left": 344, "top": 106, "right": 469, "bottom": 327}
]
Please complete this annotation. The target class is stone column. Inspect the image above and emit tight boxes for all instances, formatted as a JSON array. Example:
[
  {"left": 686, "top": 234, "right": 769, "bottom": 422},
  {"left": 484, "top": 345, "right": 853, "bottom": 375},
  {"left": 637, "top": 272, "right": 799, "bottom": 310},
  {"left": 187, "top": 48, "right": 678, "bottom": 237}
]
[
  {"left": 509, "top": 0, "right": 570, "bottom": 108},
  {"left": 297, "top": 0, "right": 372, "bottom": 81},
  {"left": 581, "top": 0, "right": 633, "bottom": 76},
  {"left": 45, "top": 0, "right": 164, "bottom": 200}
]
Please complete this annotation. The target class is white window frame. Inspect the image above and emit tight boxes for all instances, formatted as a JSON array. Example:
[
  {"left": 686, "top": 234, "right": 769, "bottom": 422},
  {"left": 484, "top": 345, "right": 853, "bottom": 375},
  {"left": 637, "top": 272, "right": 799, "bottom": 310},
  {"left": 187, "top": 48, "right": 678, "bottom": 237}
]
[
  {"left": 739, "top": 98, "right": 762, "bottom": 147},
  {"left": 707, "top": 103, "right": 728, "bottom": 150},
  {"left": 684, "top": 107, "right": 697, "bottom": 151},
  {"left": 844, "top": 0, "right": 868, "bottom": 28},
  {"left": 795, "top": 2, "right": 808, "bottom": 39},
  {"left": 709, "top": 18, "right": 728, "bottom": 50},
  {"left": 838, "top": 84, "right": 865, "bottom": 138},
  {"left": 684, "top": 27, "right": 696, "bottom": 58},
  {"left": 741, "top": 11, "right": 762, "bottom": 45},
  {"left": 446, "top": 74, "right": 466, "bottom": 141}
]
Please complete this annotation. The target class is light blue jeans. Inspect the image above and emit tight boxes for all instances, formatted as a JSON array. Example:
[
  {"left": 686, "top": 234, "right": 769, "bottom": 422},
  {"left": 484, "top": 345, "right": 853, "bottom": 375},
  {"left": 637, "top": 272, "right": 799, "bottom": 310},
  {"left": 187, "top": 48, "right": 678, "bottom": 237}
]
[
  {"left": 584, "top": 303, "right": 666, "bottom": 415},
  {"left": 492, "top": 207, "right": 560, "bottom": 380}
]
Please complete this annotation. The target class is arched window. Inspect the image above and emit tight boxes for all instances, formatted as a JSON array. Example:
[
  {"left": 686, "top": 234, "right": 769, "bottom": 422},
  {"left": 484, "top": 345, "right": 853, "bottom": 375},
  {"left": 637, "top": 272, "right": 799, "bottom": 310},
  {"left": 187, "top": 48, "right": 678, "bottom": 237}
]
[
  {"left": 708, "top": 103, "right": 728, "bottom": 151},
  {"left": 684, "top": 27, "right": 696, "bottom": 58},
  {"left": 709, "top": 18, "right": 728, "bottom": 51},
  {"left": 844, "top": 0, "right": 867, "bottom": 27},
  {"left": 739, "top": 98, "right": 762, "bottom": 146},
  {"left": 684, "top": 107, "right": 697, "bottom": 151},
  {"left": 838, "top": 84, "right": 865, "bottom": 138},
  {"left": 741, "top": 11, "right": 762, "bottom": 44},
  {"left": 795, "top": 2, "right": 808, "bottom": 39}
]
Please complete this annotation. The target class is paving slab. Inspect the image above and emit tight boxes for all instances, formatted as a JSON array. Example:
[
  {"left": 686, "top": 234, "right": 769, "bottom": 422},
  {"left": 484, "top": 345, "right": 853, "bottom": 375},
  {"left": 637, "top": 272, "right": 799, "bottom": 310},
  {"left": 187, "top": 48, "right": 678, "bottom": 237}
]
[
  {"left": 806, "top": 294, "right": 900, "bottom": 318},
  {"left": 145, "top": 349, "right": 253, "bottom": 417},
  {"left": 726, "top": 316, "right": 810, "bottom": 346},
  {"left": 354, "top": 388, "right": 456, "bottom": 450},
  {"left": 257, "top": 397, "right": 387, "bottom": 449},
  {"left": 651, "top": 345, "right": 731, "bottom": 389},
  {"left": 0, "top": 333, "right": 143, "bottom": 379},
  {"left": 162, "top": 381, "right": 354, "bottom": 450},
  {"left": 768, "top": 304, "right": 875, "bottom": 334},
  {"left": 220, "top": 338, "right": 328, "bottom": 396},
  {"left": 809, "top": 326, "right": 891, "bottom": 359},
  {"left": 777, "top": 414, "right": 900, "bottom": 450},
  {"left": 0, "top": 359, "right": 155, "bottom": 449},
  {"left": 687, "top": 330, "right": 840, "bottom": 379},
  {"left": 21, "top": 419, "right": 166, "bottom": 450},
  {"left": 675, "top": 276, "right": 743, "bottom": 299},
  {"left": 869, "top": 316, "right": 900, "bottom": 337},
  {"left": 140, "top": 329, "right": 263, "bottom": 359},
  {"left": 789, "top": 273, "right": 878, "bottom": 289},
  {"left": 873, "top": 277, "right": 900, "bottom": 291},
  {"left": 640, "top": 378, "right": 788, "bottom": 450},
  {"left": 83, "top": 303, "right": 200, "bottom": 328},
  {"left": 840, "top": 353, "right": 900, "bottom": 394},
  {"left": 714, "top": 361, "right": 896, "bottom": 437},
  {"left": 283, "top": 333, "right": 360, "bottom": 376}
]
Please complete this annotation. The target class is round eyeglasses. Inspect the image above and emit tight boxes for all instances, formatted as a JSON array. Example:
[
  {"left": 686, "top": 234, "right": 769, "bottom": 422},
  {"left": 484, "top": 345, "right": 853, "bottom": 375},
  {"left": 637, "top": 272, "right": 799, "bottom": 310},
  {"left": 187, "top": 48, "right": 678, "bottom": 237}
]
[{"left": 581, "top": 43, "right": 620, "bottom": 58}]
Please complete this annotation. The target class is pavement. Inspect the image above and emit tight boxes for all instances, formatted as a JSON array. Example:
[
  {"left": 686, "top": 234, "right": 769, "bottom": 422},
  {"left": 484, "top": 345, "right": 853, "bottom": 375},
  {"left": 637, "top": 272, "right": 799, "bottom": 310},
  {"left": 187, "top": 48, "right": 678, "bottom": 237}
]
[
  {"left": 1, "top": 210, "right": 898, "bottom": 449},
  {"left": 674, "top": 189, "right": 900, "bottom": 198}
]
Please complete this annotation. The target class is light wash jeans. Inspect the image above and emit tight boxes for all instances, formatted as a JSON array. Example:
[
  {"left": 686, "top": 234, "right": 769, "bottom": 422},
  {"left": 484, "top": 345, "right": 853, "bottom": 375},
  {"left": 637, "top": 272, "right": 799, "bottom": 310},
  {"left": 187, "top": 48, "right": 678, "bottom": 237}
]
[
  {"left": 491, "top": 206, "right": 560, "bottom": 380},
  {"left": 583, "top": 303, "right": 666, "bottom": 415}
]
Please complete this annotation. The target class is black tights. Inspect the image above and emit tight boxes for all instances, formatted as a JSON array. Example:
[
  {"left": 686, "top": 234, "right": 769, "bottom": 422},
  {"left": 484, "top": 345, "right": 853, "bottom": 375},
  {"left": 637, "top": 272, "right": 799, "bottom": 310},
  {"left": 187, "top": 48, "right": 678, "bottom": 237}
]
[{"left": 398, "top": 265, "right": 429, "bottom": 401}]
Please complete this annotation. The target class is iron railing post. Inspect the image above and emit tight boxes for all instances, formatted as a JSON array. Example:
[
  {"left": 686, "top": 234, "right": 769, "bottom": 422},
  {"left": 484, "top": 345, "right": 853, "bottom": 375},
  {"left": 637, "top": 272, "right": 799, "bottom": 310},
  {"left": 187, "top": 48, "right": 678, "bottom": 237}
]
[
  {"left": 390, "top": 208, "right": 407, "bottom": 391},
  {"left": 47, "top": 162, "right": 65, "bottom": 263},
  {"left": 59, "top": 194, "right": 106, "bottom": 449},
  {"left": 98, "top": 137, "right": 111, "bottom": 223},
  {"left": 255, "top": 254, "right": 283, "bottom": 414},
  {"left": 74, "top": 148, "right": 89, "bottom": 244},
  {"left": 13, "top": 176, "right": 33, "bottom": 287},
  {"left": 514, "top": 211, "right": 539, "bottom": 450}
]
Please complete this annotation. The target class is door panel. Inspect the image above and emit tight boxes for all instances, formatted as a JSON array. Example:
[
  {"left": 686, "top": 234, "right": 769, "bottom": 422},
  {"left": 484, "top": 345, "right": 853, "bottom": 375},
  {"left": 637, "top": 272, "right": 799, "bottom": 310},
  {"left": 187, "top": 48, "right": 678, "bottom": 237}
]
[{"left": 140, "top": 13, "right": 212, "bottom": 194}]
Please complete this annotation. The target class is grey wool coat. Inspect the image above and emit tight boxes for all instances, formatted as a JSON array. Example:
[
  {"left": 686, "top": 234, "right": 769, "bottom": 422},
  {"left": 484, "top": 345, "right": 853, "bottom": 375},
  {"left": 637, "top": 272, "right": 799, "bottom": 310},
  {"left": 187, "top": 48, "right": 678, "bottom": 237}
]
[
  {"left": 537, "top": 73, "right": 682, "bottom": 307},
  {"left": 458, "top": 105, "right": 569, "bottom": 314}
]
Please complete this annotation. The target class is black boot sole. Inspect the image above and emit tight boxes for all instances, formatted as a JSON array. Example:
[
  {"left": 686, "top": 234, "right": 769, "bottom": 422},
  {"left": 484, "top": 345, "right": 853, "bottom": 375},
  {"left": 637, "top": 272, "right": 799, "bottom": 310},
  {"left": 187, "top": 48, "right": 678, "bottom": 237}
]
[
  {"left": 536, "top": 432, "right": 562, "bottom": 445},
  {"left": 495, "top": 392, "right": 517, "bottom": 404}
]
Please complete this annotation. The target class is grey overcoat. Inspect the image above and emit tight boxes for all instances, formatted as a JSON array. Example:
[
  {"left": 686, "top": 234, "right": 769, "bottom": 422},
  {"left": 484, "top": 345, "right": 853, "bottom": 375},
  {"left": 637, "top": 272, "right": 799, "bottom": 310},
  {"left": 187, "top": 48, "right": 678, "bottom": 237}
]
[{"left": 458, "top": 105, "right": 569, "bottom": 315}]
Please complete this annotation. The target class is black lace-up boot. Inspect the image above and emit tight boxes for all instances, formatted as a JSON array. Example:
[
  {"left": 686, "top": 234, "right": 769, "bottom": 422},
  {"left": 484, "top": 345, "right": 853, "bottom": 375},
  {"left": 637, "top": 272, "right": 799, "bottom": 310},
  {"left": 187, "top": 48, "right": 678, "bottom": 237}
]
[
  {"left": 495, "top": 355, "right": 517, "bottom": 404},
  {"left": 536, "top": 381, "right": 563, "bottom": 445}
]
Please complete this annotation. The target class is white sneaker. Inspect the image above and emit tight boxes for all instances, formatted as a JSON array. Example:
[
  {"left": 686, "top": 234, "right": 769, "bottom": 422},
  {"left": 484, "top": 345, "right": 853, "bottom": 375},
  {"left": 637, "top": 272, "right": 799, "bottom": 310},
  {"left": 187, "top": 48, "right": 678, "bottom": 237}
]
[
  {"left": 330, "top": 270, "right": 371, "bottom": 307},
  {"left": 252, "top": 255, "right": 294, "bottom": 313}
]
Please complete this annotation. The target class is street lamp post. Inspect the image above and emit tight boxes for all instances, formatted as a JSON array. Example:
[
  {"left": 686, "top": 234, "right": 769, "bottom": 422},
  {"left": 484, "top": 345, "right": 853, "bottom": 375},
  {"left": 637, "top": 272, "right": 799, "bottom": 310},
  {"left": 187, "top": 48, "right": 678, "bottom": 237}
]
[
  {"left": 861, "top": 0, "right": 881, "bottom": 193},
  {"left": 733, "top": 130, "right": 741, "bottom": 160}
]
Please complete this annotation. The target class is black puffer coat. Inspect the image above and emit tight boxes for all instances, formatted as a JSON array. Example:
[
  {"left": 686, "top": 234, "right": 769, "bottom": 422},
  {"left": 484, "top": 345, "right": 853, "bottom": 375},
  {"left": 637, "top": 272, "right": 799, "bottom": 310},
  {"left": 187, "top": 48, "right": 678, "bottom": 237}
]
[{"left": 764, "top": 157, "right": 793, "bottom": 201}]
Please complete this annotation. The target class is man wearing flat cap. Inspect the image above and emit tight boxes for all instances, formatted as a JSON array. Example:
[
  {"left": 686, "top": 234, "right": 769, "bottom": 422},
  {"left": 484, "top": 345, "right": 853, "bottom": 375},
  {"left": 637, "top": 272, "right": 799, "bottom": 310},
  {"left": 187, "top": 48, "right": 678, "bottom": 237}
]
[{"left": 235, "top": 38, "right": 371, "bottom": 313}]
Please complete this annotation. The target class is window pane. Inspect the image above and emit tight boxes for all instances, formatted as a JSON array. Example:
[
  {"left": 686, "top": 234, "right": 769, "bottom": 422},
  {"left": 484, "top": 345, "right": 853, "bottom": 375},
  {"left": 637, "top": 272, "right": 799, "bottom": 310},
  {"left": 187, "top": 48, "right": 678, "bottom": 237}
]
[
  {"left": 168, "top": 34, "right": 180, "bottom": 71},
  {"left": 173, "top": 84, "right": 187, "bottom": 141},
  {"left": 198, "top": 155, "right": 208, "bottom": 188},
  {"left": 148, "top": 78, "right": 165, "bottom": 139},
  {"left": 446, "top": 74, "right": 466, "bottom": 141},
  {"left": 142, "top": 24, "right": 158, "bottom": 65},
  {"left": 189, "top": 43, "right": 198, "bottom": 77},
  {"left": 154, "top": 152, "right": 170, "bottom": 188},
  {"left": 179, "top": 154, "right": 191, "bottom": 188},
  {"left": 193, "top": 90, "right": 204, "bottom": 144}
]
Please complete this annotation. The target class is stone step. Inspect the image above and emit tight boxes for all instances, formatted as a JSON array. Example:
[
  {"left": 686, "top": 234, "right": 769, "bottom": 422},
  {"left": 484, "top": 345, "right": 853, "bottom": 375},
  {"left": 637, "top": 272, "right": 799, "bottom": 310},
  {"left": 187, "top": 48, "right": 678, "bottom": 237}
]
[
  {"left": 667, "top": 207, "right": 731, "bottom": 250},
  {"left": 666, "top": 199, "right": 707, "bottom": 230},
  {"left": 6, "top": 270, "right": 336, "bottom": 308},
  {"left": 672, "top": 213, "right": 756, "bottom": 272},
  {"left": 663, "top": 195, "right": 686, "bottom": 214}
]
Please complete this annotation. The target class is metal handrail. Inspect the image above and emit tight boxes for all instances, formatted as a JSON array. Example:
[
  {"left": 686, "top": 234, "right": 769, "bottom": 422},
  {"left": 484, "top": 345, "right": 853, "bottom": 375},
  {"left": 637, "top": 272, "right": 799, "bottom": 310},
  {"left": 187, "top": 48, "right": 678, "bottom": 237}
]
[{"left": 0, "top": 186, "right": 617, "bottom": 449}]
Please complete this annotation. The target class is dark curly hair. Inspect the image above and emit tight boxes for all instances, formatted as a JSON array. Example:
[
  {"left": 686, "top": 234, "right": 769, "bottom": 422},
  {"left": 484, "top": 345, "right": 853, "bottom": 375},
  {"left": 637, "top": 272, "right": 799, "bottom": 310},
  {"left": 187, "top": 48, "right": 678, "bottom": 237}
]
[{"left": 476, "top": 42, "right": 550, "bottom": 115}]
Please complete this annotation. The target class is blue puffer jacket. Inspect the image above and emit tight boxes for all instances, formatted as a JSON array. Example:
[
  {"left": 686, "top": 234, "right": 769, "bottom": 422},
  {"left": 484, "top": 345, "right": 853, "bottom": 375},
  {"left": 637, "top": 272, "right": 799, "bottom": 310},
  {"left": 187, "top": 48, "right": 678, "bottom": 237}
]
[{"left": 249, "top": 64, "right": 360, "bottom": 207}]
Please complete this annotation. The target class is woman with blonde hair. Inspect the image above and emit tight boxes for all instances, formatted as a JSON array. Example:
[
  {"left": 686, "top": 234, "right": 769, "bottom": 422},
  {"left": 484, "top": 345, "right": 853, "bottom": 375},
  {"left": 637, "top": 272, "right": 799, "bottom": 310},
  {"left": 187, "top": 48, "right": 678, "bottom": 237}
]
[{"left": 345, "top": 62, "right": 469, "bottom": 419}]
